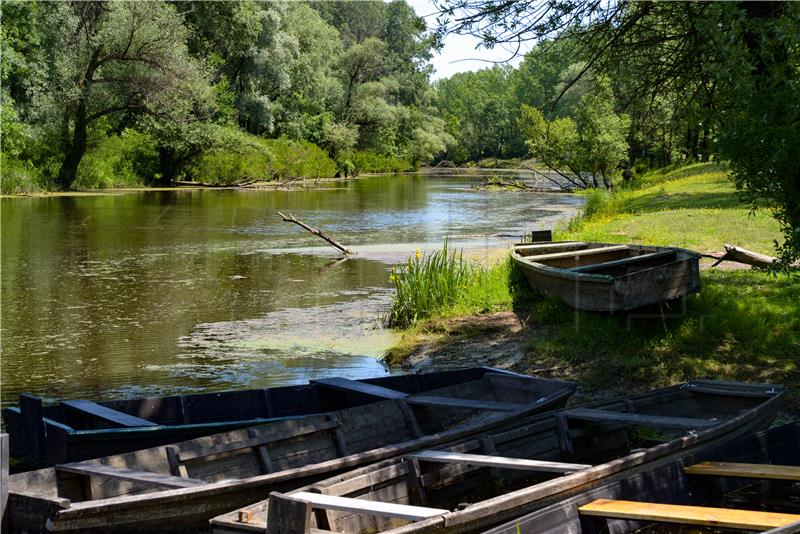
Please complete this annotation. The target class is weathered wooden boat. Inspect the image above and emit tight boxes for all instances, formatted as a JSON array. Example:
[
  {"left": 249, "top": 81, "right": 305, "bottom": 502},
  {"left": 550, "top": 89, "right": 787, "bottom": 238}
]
[
  {"left": 511, "top": 238, "right": 701, "bottom": 311},
  {"left": 2, "top": 367, "right": 520, "bottom": 468},
  {"left": 210, "top": 380, "right": 784, "bottom": 534},
  {"left": 485, "top": 420, "right": 800, "bottom": 533},
  {"left": 5, "top": 370, "right": 575, "bottom": 533}
]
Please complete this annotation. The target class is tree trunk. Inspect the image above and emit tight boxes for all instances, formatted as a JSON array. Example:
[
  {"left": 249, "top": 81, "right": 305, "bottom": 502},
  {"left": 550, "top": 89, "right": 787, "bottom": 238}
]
[{"left": 57, "top": 100, "right": 88, "bottom": 190}]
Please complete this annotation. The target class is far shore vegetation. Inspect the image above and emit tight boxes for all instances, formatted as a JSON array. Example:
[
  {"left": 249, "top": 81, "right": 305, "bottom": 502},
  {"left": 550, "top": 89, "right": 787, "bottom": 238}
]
[{"left": 384, "top": 163, "right": 799, "bottom": 403}]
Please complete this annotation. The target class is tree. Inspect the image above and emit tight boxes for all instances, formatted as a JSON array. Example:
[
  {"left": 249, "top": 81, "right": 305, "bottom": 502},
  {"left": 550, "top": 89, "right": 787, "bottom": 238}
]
[
  {"left": 31, "top": 1, "right": 209, "bottom": 189},
  {"left": 435, "top": 0, "right": 800, "bottom": 266}
]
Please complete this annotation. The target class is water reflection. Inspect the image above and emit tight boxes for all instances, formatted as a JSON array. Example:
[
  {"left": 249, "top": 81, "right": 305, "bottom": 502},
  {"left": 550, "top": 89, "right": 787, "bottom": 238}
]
[{"left": 1, "top": 172, "right": 582, "bottom": 405}]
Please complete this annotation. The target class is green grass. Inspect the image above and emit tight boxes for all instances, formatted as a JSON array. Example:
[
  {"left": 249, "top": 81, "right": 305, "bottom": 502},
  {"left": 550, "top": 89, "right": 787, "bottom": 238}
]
[
  {"left": 386, "top": 162, "right": 799, "bottom": 404},
  {"left": 387, "top": 245, "right": 517, "bottom": 328},
  {"left": 557, "top": 162, "right": 780, "bottom": 253}
]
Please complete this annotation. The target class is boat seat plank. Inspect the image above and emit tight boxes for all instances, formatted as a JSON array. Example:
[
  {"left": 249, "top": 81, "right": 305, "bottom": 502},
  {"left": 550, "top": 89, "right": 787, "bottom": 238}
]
[
  {"left": 570, "top": 250, "right": 676, "bottom": 273},
  {"left": 57, "top": 461, "right": 207, "bottom": 488},
  {"left": 410, "top": 450, "right": 591, "bottom": 473},
  {"left": 515, "top": 242, "right": 586, "bottom": 252},
  {"left": 526, "top": 245, "right": 629, "bottom": 262},
  {"left": 685, "top": 461, "right": 800, "bottom": 481},
  {"left": 406, "top": 396, "right": 525, "bottom": 412},
  {"left": 311, "top": 377, "right": 409, "bottom": 400},
  {"left": 290, "top": 491, "right": 448, "bottom": 521},
  {"left": 764, "top": 519, "right": 800, "bottom": 534},
  {"left": 565, "top": 408, "right": 714, "bottom": 429},
  {"left": 177, "top": 419, "right": 339, "bottom": 462},
  {"left": 62, "top": 400, "right": 158, "bottom": 428},
  {"left": 579, "top": 499, "right": 800, "bottom": 530}
]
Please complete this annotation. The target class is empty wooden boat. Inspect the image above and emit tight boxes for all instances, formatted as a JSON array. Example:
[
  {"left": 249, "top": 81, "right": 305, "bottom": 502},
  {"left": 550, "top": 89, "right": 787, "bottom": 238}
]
[
  {"left": 210, "top": 380, "right": 784, "bottom": 534},
  {"left": 511, "top": 239, "right": 701, "bottom": 311},
  {"left": 2, "top": 367, "right": 516, "bottom": 468},
  {"left": 485, "top": 420, "right": 800, "bottom": 533},
  {"left": 5, "top": 371, "right": 575, "bottom": 533}
]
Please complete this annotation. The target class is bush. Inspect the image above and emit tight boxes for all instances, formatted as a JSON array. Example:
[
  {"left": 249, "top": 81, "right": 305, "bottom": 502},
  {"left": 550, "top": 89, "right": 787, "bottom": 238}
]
[
  {"left": 186, "top": 133, "right": 336, "bottom": 184},
  {"left": 352, "top": 150, "right": 412, "bottom": 174},
  {"left": 0, "top": 156, "right": 46, "bottom": 194},
  {"left": 73, "top": 130, "right": 158, "bottom": 189}
]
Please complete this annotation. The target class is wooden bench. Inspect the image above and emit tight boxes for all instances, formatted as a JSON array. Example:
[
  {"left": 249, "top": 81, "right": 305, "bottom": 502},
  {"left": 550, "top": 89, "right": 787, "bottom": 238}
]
[
  {"left": 410, "top": 450, "right": 590, "bottom": 474},
  {"left": 290, "top": 491, "right": 447, "bottom": 521},
  {"left": 570, "top": 250, "right": 676, "bottom": 273},
  {"left": 311, "top": 377, "right": 409, "bottom": 400},
  {"left": 525, "top": 245, "right": 629, "bottom": 263},
  {"left": 579, "top": 499, "right": 800, "bottom": 531},
  {"left": 406, "top": 395, "right": 524, "bottom": 412},
  {"left": 62, "top": 400, "right": 158, "bottom": 427},
  {"left": 565, "top": 408, "right": 714, "bottom": 429},
  {"left": 57, "top": 461, "right": 207, "bottom": 488},
  {"left": 685, "top": 461, "right": 800, "bottom": 481}
]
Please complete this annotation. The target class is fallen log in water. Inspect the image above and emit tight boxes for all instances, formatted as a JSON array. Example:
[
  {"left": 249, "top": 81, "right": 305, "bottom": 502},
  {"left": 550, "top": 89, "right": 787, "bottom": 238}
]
[{"left": 277, "top": 211, "right": 353, "bottom": 255}]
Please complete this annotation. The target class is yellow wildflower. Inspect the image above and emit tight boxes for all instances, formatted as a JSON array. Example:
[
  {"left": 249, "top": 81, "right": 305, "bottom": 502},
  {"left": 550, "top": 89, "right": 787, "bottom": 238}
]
[{"left": 415, "top": 248, "right": 421, "bottom": 260}]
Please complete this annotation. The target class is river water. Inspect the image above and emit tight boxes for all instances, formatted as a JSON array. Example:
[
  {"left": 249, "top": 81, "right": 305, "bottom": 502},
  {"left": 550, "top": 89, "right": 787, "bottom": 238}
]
[{"left": 1, "top": 171, "right": 582, "bottom": 406}]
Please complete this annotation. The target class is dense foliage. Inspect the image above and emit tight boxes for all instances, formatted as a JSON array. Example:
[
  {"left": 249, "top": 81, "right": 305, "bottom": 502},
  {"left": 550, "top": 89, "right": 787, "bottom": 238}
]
[
  {"left": 0, "top": 0, "right": 452, "bottom": 191},
  {"left": 433, "top": 0, "right": 799, "bottom": 265}
]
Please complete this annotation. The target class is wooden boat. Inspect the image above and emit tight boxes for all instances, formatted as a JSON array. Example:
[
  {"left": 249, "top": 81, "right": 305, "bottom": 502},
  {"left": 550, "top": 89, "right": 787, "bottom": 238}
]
[
  {"left": 210, "top": 380, "right": 784, "bottom": 534},
  {"left": 511, "top": 238, "right": 701, "bottom": 311},
  {"left": 485, "top": 420, "right": 800, "bottom": 533},
  {"left": 4, "top": 370, "right": 575, "bottom": 533},
  {"left": 2, "top": 367, "right": 519, "bottom": 468}
]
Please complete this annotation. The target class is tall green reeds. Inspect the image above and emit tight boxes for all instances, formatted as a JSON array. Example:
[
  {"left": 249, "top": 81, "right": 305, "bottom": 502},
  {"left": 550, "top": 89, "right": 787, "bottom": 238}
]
[{"left": 387, "top": 243, "right": 471, "bottom": 328}]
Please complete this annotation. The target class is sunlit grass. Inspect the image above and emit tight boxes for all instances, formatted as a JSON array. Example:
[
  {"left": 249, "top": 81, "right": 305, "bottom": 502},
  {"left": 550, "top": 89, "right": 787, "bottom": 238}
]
[{"left": 386, "top": 244, "right": 516, "bottom": 328}]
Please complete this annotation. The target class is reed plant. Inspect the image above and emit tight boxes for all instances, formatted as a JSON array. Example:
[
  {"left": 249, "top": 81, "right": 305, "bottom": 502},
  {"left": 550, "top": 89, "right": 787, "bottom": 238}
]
[{"left": 387, "top": 243, "right": 472, "bottom": 328}]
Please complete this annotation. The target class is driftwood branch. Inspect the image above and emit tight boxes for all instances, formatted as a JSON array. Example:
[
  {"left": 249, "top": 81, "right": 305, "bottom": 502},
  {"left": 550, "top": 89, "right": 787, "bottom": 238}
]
[
  {"left": 277, "top": 211, "right": 353, "bottom": 255},
  {"left": 711, "top": 244, "right": 779, "bottom": 269}
]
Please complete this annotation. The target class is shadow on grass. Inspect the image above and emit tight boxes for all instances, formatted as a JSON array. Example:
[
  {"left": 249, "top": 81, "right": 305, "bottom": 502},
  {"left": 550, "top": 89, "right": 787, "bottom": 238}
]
[
  {"left": 517, "top": 269, "right": 799, "bottom": 395},
  {"left": 621, "top": 191, "right": 742, "bottom": 213}
]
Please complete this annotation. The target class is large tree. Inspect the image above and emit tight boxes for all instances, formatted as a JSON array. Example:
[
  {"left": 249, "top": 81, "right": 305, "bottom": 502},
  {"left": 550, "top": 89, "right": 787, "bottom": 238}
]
[
  {"left": 32, "top": 1, "right": 209, "bottom": 189},
  {"left": 435, "top": 0, "right": 800, "bottom": 266}
]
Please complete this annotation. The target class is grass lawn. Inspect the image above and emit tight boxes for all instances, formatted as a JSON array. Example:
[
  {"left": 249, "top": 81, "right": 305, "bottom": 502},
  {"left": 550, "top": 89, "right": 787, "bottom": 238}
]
[{"left": 387, "top": 162, "right": 799, "bottom": 407}]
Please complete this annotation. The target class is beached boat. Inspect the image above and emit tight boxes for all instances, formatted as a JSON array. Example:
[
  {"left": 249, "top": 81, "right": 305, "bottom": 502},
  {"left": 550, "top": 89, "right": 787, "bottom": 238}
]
[
  {"left": 511, "top": 239, "right": 701, "bottom": 312},
  {"left": 3, "top": 367, "right": 519, "bottom": 468},
  {"left": 485, "top": 420, "right": 800, "bottom": 534},
  {"left": 5, "top": 370, "right": 575, "bottom": 533},
  {"left": 210, "top": 380, "right": 784, "bottom": 534}
]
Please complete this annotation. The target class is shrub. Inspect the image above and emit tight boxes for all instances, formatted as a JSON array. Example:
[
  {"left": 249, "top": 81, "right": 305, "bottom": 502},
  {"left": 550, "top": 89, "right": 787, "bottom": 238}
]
[
  {"left": 73, "top": 130, "right": 158, "bottom": 189},
  {"left": 352, "top": 150, "right": 412, "bottom": 174}
]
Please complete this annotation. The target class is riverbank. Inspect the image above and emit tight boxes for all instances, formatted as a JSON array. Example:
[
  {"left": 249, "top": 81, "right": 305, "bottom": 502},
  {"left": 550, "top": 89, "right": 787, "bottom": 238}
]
[{"left": 385, "top": 163, "right": 799, "bottom": 409}]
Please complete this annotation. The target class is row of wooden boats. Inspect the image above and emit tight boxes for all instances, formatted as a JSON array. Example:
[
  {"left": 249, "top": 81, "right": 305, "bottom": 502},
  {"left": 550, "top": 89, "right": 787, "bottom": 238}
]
[
  {"left": 511, "top": 232, "right": 701, "bottom": 312},
  {"left": 2, "top": 370, "right": 791, "bottom": 533}
]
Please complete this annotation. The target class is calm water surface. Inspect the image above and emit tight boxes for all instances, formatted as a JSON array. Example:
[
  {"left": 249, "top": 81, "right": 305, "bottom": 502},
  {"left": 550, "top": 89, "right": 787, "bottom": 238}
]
[{"left": 1, "top": 172, "right": 582, "bottom": 406}]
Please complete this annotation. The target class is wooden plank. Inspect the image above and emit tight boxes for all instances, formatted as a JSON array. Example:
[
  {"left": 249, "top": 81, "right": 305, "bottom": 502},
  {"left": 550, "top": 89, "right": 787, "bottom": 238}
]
[
  {"left": 56, "top": 461, "right": 207, "bottom": 488},
  {"left": 62, "top": 400, "right": 158, "bottom": 427},
  {"left": 571, "top": 250, "right": 676, "bottom": 273},
  {"left": 178, "top": 419, "right": 339, "bottom": 462},
  {"left": 248, "top": 428, "right": 275, "bottom": 474},
  {"left": 526, "top": 245, "right": 629, "bottom": 263},
  {"left": 20, "top": 394, "right": 45, "bottom": 465},
  {"left": 565, "top": 408, "right": 714, "bottom": 429},
  {"left": 399, "top": 401, "right": 423, "bottom": 438},
  {"left": 326, "top": 415, "right": 350, "bottom": 457},
  {"left": 764, "top": 519, "right": 800, "bottom": 534},
  {"left": 410, "top": 450, "right": 590, "bottom": 474},
  {"left": 267, "top": 492, "right": 312, "bottom": 534},
  {"left": 406, "top": 396, "right": 524, "bottom": 412},
  {"left": 1, "top": 433, "right": 8, "bottom": 523},
  {"left": 290, "top": 491, "right": 448, "bottom": 521},
  {"left": 515, "top": 241, "right": 585, "bottom": 251},
  {"left": 311, "top": 377, "right": 409, "bottom": 400},
  {"left": 685, "top": 461, "right": 800, "bottom": 481},
  {"left": 579, "top": 499, "right": 800, "bottom": 530}
]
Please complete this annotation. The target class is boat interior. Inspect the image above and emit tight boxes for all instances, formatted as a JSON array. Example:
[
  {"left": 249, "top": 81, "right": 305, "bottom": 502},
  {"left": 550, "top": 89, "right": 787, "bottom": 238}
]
[
  {"left": 9, "top": 373, "right": 568, "bottom": 506},
  {"left": 514, "top": 241, "right": 683, "bottom": 274},
  {"left": 212, "top": 381, "right": 781, "bottom": 534}
]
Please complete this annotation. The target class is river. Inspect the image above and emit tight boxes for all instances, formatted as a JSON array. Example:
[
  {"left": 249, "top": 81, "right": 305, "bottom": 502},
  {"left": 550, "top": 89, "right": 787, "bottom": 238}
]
[{"left": 0, "top": 171, "right": 582, "bottom": 406}]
